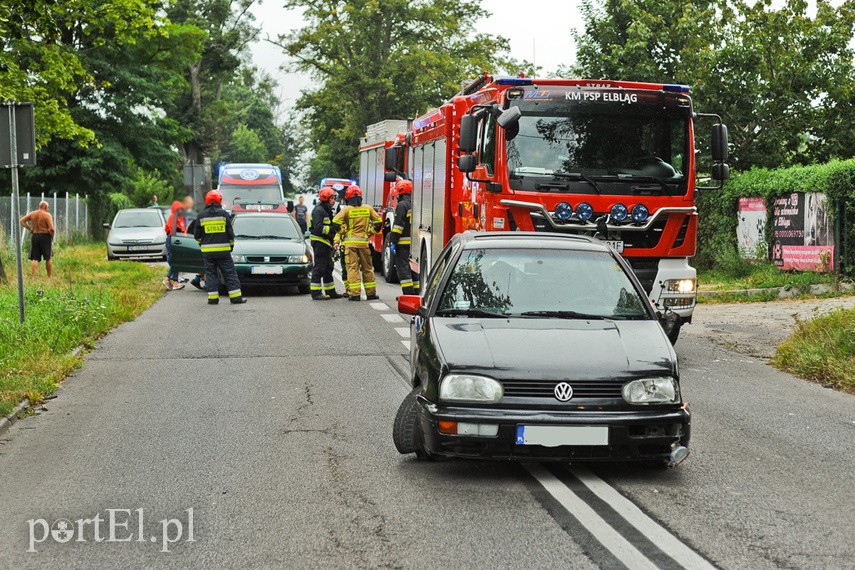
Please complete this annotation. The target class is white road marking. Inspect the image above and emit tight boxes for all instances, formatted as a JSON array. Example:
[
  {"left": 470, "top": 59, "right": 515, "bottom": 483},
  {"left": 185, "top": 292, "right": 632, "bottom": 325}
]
[
  {"left": 370, "top": 302, "right": 389, "bottom": 311},
  {"left": 381, "top": 313, "right": 403, "bottom": 323},
  {"left": 525, "top": 464, "right": 659, "bottom": 570},
  {"left": 401, "top": 340, "right": 411, "bottom": 350},
  {"left": 572, "top": 467, "right": 717, "bottom": 570},
  {"left": 395, "top": 327, "right": 409, "bottom": 338}
]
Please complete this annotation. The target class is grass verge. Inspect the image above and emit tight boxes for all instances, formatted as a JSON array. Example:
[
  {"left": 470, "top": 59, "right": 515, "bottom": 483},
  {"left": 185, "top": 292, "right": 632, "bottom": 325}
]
[
  {"left": 0, "top": 242, "right": 163, "bottom": 418},
  {"left": 771, "top": 308, "right": 855, "bottom": 394}
]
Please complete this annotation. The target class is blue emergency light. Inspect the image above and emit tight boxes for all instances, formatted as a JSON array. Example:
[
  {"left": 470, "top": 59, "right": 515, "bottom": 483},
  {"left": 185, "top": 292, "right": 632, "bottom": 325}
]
[
  {"left": 631, "top": 204, "right": 649, "bottom": 223},
  {"left": 575, "top": 202, "right": 594, "bottom": 222},
  {"left": 496, "top": 78, "right": 534, "bottom": 86},
  {"left": 610, "top": 203, "right": 629, "bottom": 222},
  {"left": 554, "top": 201, "right": 573, "bottom": 222},
  {"left": 663, "top": 84, "right": 691, "bottom": 93}
]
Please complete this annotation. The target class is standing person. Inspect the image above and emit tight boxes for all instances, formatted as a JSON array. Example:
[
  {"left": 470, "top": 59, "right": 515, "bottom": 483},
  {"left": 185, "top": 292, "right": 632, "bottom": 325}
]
[
  {"left": 333, "top": 185, "right": 382, "bottom": 301},
  {"left": 19, "top": 201, "right": 55, "bottom": 279},
  {"left": 182, "top": 196, "right": 205, "bottom": 291},
  {"left": 292, "top": 195, "right": 309, "bottom": 233},
  {"left": 193, "top": 190, "right": 245, "bottom": 305},
  {"left": 308, "top": 187, "right": 343, "bottom": 300},
  {"left": 390, "top": 179, "right": 420, "bottom": 295},
  {"left": 334, "top": 188, "right": 349, "bottom": 292},
  {"left": 148, "top": 195, "right": 159, "bottom": 208},
  {"left": 163, "top": 201, "right": 186, "bottom": 291}
]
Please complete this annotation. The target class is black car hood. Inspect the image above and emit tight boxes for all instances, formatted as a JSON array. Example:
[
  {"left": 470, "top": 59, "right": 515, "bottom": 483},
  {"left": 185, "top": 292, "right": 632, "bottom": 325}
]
[{"left": 431, "top": 317, "right": 675, "bottom": 381}]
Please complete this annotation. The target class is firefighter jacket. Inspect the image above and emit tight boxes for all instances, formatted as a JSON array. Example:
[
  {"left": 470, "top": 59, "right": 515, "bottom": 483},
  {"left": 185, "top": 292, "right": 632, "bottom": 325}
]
[
  {"left": 193, "top": 203, "right": 234, "bottom": 254},
  {"left": 333, "top": 205, "right": 382, "bottom": 249},
  {"left": 390, "top": 194, "right": 413, "bottom": 247},
  {"left": 310, "top": 202, "right": 339, "bottom": 248}
]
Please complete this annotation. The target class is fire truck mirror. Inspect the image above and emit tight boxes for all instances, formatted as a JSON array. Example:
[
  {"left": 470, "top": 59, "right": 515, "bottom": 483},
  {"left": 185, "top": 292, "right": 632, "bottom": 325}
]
[
  {"left": 459, "top": 115, "right": 477, "bottom": 153},
  {"left": 458, "top": 154, "right": 477, "bottom": 173},
  {"left": 711, "top": 123, "right": 729, "bottom": 162},
  {"left": 712, "top": 162, "right": 730, "bottom": 182},
  {"left": 497, "top": 106, "right": 521, "bottom": 129},
  {"left": 384, "top": 147, "right": 398, "bottom": 171},
  {"left": 384, "top": 171, "right": 397, "bottom": 183}
]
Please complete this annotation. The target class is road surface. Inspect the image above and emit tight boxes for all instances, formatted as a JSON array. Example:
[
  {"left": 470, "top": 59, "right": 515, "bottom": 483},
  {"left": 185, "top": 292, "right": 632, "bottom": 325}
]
[{"left": 1, "top": 274, "right": 853, "bottom": 569}]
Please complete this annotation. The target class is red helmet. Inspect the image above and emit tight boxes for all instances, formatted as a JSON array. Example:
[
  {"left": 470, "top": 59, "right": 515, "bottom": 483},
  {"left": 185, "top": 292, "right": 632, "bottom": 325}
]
[
  {"left": 319, "top": 187, "right": 336, "bottom": 202},
  {"left": 345, "top": 185, "right": 362, "bottom": 200},
  {"left": 206, "top": 189, "right": 223, "bottom": 205},
  {"left": 396, "top": 179, "right": 413, "bottom": 195}
]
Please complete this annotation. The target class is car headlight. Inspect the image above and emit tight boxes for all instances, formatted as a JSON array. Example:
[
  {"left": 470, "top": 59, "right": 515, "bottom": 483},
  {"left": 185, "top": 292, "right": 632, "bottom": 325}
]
[
  {"left": 664, "top": 279, "right": 696, "bottom": 293},
  {"left": 232, "top": 254, "right": 247, "bottom": 263},
  {"left": 439, "top": 374, "right": 503, "bottom": 403},
  {"left": 287, "top": 254, "right": 309, "bottom": 263},
  {"left": 622, "top": 377, "right": 679, "bottom": 404}
]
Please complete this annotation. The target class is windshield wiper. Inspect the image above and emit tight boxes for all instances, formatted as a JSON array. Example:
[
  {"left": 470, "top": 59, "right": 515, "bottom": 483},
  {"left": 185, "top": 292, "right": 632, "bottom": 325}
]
[
  {"left": 549, "top": 172, "right": 602, "bottom": 194},
  {"left": 602, "top": 173, "right": 674, "bottom": 193},
  {"left": 518, "top": 310, "right": 609, "bottom": 320},
  {"left": 254, "top": 234, "right": 286, "bottom": 239},
  {"left": 234, "top": 234, "right": 260, "bottom": 239},
  {"left": 435, "top": 308, "right": 509, "bottom": 318}
]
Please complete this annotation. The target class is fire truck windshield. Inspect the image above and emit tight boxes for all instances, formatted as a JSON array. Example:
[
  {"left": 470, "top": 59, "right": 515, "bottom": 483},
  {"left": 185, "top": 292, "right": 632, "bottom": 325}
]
[
  {"left": 505, "top": 96, "right": 690, "bottom": 195},
  {"left": 218, "top": 185, "right": 283, "bottom": 209}
]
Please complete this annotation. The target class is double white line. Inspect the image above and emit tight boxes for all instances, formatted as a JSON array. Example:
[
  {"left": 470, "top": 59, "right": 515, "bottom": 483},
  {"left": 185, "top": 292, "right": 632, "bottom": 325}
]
[{"left": 526, "top": 464, "right": 716, "bottom": 570}]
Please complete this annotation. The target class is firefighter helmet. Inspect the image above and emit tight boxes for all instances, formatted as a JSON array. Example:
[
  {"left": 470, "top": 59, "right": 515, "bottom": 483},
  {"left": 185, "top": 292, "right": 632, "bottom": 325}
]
[
  {"left": 205, "top": 189, "right": 223, "bottom": 205},
  {"left": 345, "top": 185, "right": 362, "bottom": 200},
  {"left": 396, "top": 179, "right": 413, "bottom": 195},
  {"left": 319, "top": 187, "right": 336, "bottom": 203}
]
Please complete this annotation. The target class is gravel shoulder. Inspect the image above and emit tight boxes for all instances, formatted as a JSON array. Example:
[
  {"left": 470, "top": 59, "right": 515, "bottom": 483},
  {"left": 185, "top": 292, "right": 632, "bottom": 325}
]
[{"left": 684, "top": 295, "right": 855, "bottom": 360}]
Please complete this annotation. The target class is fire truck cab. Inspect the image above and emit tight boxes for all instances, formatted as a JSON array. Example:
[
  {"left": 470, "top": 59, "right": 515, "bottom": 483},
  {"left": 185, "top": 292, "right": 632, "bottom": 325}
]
[{"left": 383, "top": 74, "right": 729, "bottom": 343}]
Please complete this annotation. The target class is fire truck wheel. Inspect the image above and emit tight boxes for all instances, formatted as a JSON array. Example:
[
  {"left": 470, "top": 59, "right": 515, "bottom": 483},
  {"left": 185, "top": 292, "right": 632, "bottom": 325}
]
[
  {"left": 667, "top": 320, "right": 682, "bottom": 345},
  {"left": 383, "top": 233, "right": 399, "bottom": 284},
  {"left": 393, "top": 387, "right": 422, "bottom": 454},
  {"left": 372, "top": 246, "right": 383, "bottom": 273}
]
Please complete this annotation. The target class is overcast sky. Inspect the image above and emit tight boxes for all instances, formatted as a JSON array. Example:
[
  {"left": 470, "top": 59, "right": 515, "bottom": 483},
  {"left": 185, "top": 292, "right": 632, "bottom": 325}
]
[{"left": 248, "top": 0, "right": 585, "bottom": 113}]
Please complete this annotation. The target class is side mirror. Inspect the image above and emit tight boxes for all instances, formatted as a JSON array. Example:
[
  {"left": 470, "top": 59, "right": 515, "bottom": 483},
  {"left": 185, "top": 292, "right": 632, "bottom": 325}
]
[
  {"left": 712, "top": 123, "right": 729, "bottom": 162},
  {"left": 102, "top": 223, "right": 111, "bottom": 229},
  {"left": 457, "top": 154, "right": 477, "bottom": 173},
  {"left": 384, "top": 171, "right": 396, "bottom": 183},
  {"left": 712, "top": 162, "right": 730, "bottom": 181},
  {"left": 384, "top": 147, "right": 398, "bottom": 171},
  {"left": 459, "top": 114, "right": 477, "bottom": 153},
  {"left": 497, "top": 106, "right": 522, "bottom": 129},
  {"left": 398, "top": 294, "right": 422, "bottom": 315}
]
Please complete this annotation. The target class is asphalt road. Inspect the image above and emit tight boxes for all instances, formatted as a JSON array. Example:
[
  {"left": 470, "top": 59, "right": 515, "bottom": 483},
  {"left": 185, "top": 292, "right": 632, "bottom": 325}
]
[{"left": 0, "top": 271, "right": 853, "bottom": 569}]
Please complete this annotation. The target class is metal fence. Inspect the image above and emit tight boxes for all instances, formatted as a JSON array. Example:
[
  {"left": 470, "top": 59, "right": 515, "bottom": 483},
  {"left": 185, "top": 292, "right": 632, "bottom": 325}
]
[{"left": 0, "top": 193, "right": 90, "bottom": 244}]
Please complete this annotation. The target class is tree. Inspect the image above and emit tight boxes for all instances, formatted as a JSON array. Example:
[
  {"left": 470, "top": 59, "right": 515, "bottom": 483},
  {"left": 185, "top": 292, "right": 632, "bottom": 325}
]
[
  {"left": 570, "top": 0, "right": 855, "bottom": 169},
  {"left": 274, "top": 0, "right": 527, "bottom": 177}
]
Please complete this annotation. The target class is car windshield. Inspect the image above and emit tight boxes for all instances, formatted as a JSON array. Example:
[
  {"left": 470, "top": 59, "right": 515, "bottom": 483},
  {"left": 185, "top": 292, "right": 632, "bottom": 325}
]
[
  {"left": 233, "top": 216, "right": 300, "bottom": 240},
  {"left": 505, "top": 95, "right": 689, "bottom": 195},
  {"left": 436, "top": 247, "right": 650, "bottom": 320},
  {"left": 113, "top": 211, "right": 163, "bottom": 228},
  {"left": 219, "top": 184, "right": 283, "bottom": 209}
]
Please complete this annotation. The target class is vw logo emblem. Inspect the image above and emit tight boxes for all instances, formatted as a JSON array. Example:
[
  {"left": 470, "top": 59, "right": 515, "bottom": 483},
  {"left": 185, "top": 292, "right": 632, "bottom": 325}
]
[
  {"left": 554, "top": 382, "right": 574, "bottom": 401},
  {"left": 240, "top": 169, "right": 260, "bottom": 180}
]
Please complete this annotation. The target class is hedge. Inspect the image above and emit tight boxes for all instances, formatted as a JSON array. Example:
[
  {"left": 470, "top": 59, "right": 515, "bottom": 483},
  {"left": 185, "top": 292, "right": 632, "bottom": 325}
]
[{"left": 696, "top": 159, "right": 855, "bottom": 274}]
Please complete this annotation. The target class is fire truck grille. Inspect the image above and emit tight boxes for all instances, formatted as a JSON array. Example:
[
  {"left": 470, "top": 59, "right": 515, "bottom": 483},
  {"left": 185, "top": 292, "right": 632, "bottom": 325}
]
[
  {"left": 626, "top": 258, "right": 659, "bottom": 294},
  {"left": 502, "top": 380, "right": 622, "bottom": 399}
]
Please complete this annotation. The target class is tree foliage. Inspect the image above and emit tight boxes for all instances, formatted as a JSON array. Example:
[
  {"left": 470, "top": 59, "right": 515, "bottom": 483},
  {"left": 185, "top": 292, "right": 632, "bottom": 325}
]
[
  {"left": 276, "top": 0, "right": 528, "bottom": 179},
  {"left": 570, "top": 0, "right": 855, "bottom": 170}
]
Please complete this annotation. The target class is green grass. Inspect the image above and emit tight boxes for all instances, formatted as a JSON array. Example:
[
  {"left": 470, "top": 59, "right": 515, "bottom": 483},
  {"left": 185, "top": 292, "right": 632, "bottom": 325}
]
[
  {"left": 0, "top": 242, "right": 163, "bottom": 418},
  {"left": 771, "top": 308, "right": 855, "bottom": 394}
]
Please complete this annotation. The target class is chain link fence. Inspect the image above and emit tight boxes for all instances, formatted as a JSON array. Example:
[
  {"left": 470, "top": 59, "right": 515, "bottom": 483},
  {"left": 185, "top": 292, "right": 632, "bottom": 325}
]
[{"left": 0, "top": 193, "right": 90, "bottom": 245}]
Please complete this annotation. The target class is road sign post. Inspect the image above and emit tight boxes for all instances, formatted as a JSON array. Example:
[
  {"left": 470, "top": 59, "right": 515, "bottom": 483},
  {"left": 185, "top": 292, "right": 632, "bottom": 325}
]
[{"left": 2, "top": 103, "right": 37, "bottom": 323}]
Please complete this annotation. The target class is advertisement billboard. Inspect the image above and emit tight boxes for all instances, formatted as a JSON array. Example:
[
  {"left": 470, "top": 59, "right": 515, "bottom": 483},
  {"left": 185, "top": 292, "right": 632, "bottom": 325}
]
[{"left": 772, "top": 192, "right": 834, "bottom": 271}]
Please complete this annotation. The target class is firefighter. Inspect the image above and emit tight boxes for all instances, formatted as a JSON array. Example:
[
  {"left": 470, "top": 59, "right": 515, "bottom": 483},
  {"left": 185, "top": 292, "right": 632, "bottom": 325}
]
[
  {"left": 193, "top": 190, "right": 245, "bottom": 305},
  {"left": 389, "top": 179, "right": 420, "bottom": 295},
  {"left": 309, "top": 187, "right": 343, "bottom": 300},
  {"left": 334, "top": 187, "right": 349, "bottom": 292},
  {"left": 333, "top": 185, "right": 383, "bottom": 301}
]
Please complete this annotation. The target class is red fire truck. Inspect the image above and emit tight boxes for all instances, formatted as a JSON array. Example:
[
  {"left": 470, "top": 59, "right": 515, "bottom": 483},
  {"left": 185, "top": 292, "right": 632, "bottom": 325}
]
[
  {"left": 383, "top": 74, "right": 729, "bottom": 342},
  {"left": 357, "top": 120, "right": 410, "bottom": 279}
]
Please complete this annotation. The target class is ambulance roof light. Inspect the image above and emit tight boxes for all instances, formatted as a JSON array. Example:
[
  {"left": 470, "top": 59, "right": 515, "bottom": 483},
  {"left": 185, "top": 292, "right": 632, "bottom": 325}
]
[{"left": 663, "top": 84, "right": 691, "bottom": 93}]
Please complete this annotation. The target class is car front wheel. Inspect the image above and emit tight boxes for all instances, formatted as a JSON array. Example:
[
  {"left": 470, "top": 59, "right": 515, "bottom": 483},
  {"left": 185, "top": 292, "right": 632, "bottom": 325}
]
[{"left": 393, "top": 387, "right": 423, "bottom": 455}]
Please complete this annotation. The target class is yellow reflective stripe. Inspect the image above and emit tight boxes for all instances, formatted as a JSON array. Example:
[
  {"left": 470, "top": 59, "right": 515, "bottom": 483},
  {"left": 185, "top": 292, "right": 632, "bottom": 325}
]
[
  {"left": 202, "top": 245, "right": 232, "bottom": 252},
  {"left": 391, "top": 227, "right": 403, "bottom": 234},
  {"left": 323, "top": 283, "right": 336, "bottom": 290},
  {"left": 413, "top": 283, "right": 420, "bottom": 289},
  {"left": 310, "top": 236, "right": 332, "bottom": 247},
  {"left": 364, "top": 282, "right": 376, "bottom": 287},
  {"left": 310, "top": 284, "right": 322, "bottom": 291},
  {"left": 201, "top": 216, "right": 227, "bottom": 223},
  {"left": 208, "top": 293, "right": 219, "bottom": 299},
  {"left": 350, "top": 208, "right": 370, "bottom": 218},
  {"left": 343, "top": 237, "right": 369, "bottom": 244},
  {"left": 400, "top": 279, "right": 413, "bottom": 286},
  {"left": 398, "top": 238, "right": 411, "bottom": 245},
  {"left": 228, "top": 290, "right": 242, "bottom": 298}
]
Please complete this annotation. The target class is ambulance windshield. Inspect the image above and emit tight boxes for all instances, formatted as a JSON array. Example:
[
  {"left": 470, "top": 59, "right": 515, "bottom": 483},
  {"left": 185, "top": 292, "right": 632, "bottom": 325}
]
[{"left": 505, "top": 92, "right": 690, "bottom": 194}]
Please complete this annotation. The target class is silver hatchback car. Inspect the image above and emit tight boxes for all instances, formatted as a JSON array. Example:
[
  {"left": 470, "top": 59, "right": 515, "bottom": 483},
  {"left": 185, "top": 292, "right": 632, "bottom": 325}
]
[{"left": 105, "top": 208, "right": 167, "bottom": 261}]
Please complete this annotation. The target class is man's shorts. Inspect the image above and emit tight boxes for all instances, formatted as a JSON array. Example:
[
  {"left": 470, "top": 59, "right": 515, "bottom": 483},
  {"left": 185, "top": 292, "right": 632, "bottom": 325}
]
[{"left": 29, "top": 233, "right": 53, "bottom": 261}]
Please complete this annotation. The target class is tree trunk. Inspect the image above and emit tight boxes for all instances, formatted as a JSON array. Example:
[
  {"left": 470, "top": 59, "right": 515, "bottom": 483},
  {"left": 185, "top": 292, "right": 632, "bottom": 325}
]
[
  {"left": 0, "top": 257, "right": 7, "bottom": 284},
  {"left": 188, "top": 60, "right": 203, "bottom": 114}
]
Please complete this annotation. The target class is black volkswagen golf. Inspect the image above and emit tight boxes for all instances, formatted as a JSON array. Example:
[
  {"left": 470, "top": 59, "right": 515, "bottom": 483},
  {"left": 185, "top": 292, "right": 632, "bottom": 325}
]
[{"left": 393, "top": 232, "right": 690, "bottom": 466}]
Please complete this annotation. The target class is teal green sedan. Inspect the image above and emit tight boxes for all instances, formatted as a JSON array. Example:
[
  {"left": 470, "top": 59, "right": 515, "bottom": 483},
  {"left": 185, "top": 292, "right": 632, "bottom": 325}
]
[{"left": 169, "top": 212, "right": 313, "bottom": 294}]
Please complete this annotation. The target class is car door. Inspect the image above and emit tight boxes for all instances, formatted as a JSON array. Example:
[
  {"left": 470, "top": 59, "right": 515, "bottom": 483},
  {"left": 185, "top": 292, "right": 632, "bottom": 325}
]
[{"left": 168, "top": 213, "right": 205, "bottom": 273}]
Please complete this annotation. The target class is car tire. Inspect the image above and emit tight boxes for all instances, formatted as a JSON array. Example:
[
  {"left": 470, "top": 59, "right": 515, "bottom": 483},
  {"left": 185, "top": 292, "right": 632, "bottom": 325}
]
[
  {"left": 107, "top": 254, "right": 117, "bottom": 261},
  {"left": 372, "top": 244, "right": 383, "bottom": 273},
  {"left": 383, "top": 233, "right": 399, "bottom": 284},
  {"left": 298, "top": 281, "right": 311, "bottom": 294},
  {"left": 393, "top": 387, "right": 423, "bottom": 455}
]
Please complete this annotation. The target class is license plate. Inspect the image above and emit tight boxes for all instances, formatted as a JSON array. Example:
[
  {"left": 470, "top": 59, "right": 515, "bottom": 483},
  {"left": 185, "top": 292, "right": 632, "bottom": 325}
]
[
  {"left": 602, "top": 240, "right": 624, "bottom": 253},
  {"left": 515, "top": 425, "right": 608, "bottom": 447},
  {"left": 127, "top": 245, "right": 151, "bottom": 251},
  {"left": 251, "top": 265, "right": 283, "bottom": 275}
]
